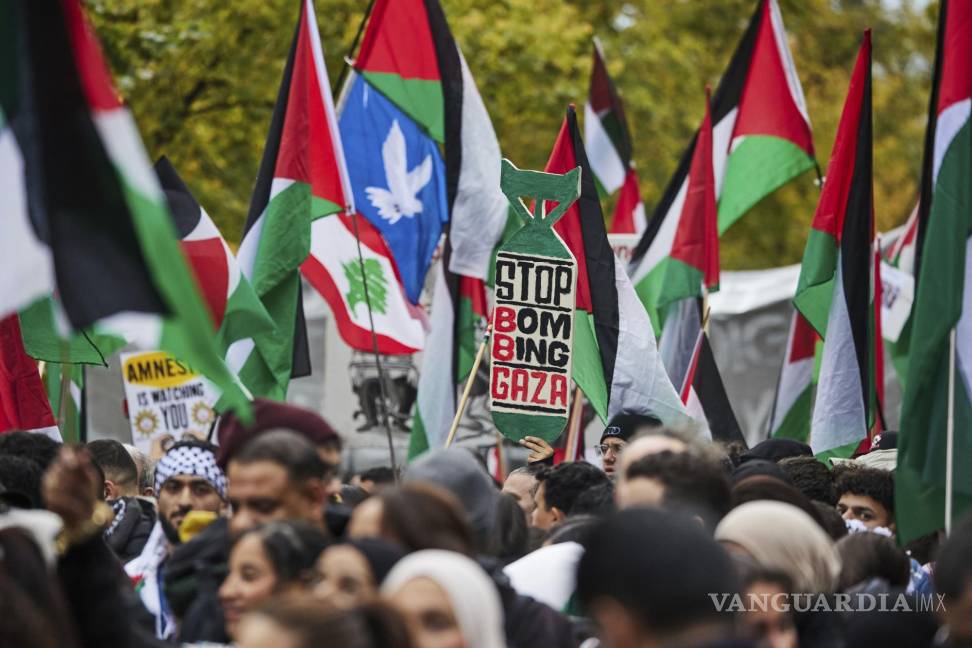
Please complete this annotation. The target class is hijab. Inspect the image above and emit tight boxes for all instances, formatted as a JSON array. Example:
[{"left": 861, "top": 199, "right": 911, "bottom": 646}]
[
  {"left": 716, "top": 500, "right": 840, "bottom": 593},
  {"left": 382, "top": 550, "right": 505, "bottom": 648}
]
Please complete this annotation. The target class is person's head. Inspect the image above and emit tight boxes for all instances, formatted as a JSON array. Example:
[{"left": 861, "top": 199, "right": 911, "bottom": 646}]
[
  {"left": 598, "top": 412, "right": 662, "bottom": 477},
  {"left": 618, "top": 450, "right": 731, "bottom": 527},
  {"left": 576, "top": 508, "right": 738, "bottom": 648},
  {"left": 86, "top": 439, "right": 138, "bottom": 499},
  {"left": 739, "top": 438, "right": 812, "bottom": 464},
  {"left": 0, "top": 431, "right": 60, "bottom": 471},
  {"left": 357, "top": 466, "right": 396, "bottom": 494},
  {"left": 835, "top": 532, "right": 909, "bottom": 592},
  {"left": 615, "top": 428, "right": 691, "bottom": 492},
  {"left": 227, "top": 430, "right": 329, "bottom": 535},
  {"left": 123, "top": 443, "right": 154, "bottom": 497},
  {"left": 935, "top": 513, "right": 972, "bottom": 643},
  {"left": 0, "top": 455, "right": 43, "bottom": 509},
  {"left": 348, "top": 483, "right": 474, "bottom": 555},
  {"left": 486, "top": 493, "right": 528, "bottom": 562},
  {"left": 778, "top": 455, "right": 836, "bottom": 505},
  {"left": 834, "top": 466, "right": 895, "bottom": 532},
  {"left": 236, "top": 598, "right": 411, "bottom": 648},
  {"left": 403, "top": 449, "right": 499, "bottom": 551},
  {"left": 383, "top": 549, "right": 505, "bottom": 648},
  {"left": 730, "top": 475, "right": 826, "bottom": 529},
  {"left": 715, "top": 501, "right": 840, "bottom": 594},
  {"left": 501, "top": 463, "right": 545, "bottom": 517},
  {"left": 812, "top": 500, "right": 849, "bottom": 540},
  {"left": 571, "top": 481, "right": 615, "bottom": 518},
  {"left": 154, "top": 440, "right": 227, "bottom": 545},
  {"left": 314, "top": 538, "right": 406, "bottom": 609},
  {"left": 738, "top": 568, "right": 798, "bottom": 648},
  {"left": 218, "top": 521, "right": 329, "bottom": 640},
  {"left": 532, "top": 461, "right": 610, "bottom": 531}
]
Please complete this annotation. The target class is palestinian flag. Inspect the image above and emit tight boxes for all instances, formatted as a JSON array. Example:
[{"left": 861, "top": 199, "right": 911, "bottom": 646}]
[
  {"left": 610, "top": 168, "right": 647, "bottom": 235},
  {"left": 233, "top": 0, "right": 347, "bottom": 400},
  {"left": 352, "top": 0, "right": 508, "bottom": 285},
  {"left": 0, "top": 315, "right": 59, "bottom": 441},
  {"left": 155, "top": 157, "right": 274, "bottom": 354},
  {"left": 42, "top": 362, "right": 84, "bottom": 443},
  {"left": 630, "top": 0, "right": 815, "bottom": 325},
  {"left": 301, "top": 213, "right": 426, "bottom": 354},
  {"left": 0, "top": 0, "right": 250, "bottom": 417},
  {"left": 544, "top": 106, "right": 690, "bottom": 426},
  {"left": 585, "top": 38, "right": 632, "bottom": 196},
  {"left": 793, "top": 32, "right": 875, "bottom": 458},
  {"left": 769, "top": 310, "right": 817, "bottom": 441},
  {"left": 897, "top": 0, "right": 972, "bottom": 543},
  {"left": 680, "top": 330, "right": 746, "bottom": 446}
]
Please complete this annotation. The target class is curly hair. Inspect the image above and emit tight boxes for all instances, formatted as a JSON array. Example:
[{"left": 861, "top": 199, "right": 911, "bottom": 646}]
[
  {"left": 537, "top": 461, "right": 610, "bottom": 517},
  {"left": 779, "top": 456, "right": 837, "bottom": 505},
  {"left": 834, "top": 466, "right": 894, "bottom": 519}
]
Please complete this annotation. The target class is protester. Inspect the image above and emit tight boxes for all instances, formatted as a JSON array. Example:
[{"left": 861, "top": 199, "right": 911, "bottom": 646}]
[
  {"left": 570, "top": 480, "right": 615, "bottom": 518},
  {"left": 314, "top": 538, "right": 406, "bottom": 609},
  {"left": 778, "top": 455, "right": 837, "bottom": 505},
  {"left": 501, "top": 463, "right": 546, "bottom": 517},
  {"left": 124, "top": 439, "right": 226, "bottom": 639},
  {"left": 236, "top": 598, "right": 413, "bottom": 648},
  {"left": 123, "top": 442, "right": 156, "bottom": 497},
  {"left": 88, "top": 438, "right": 156, "bottom": 562},
  {"left": 834, "top": 465, "right": 895, "bottom": 532},
  {"left": 383, "top": 549, "right": 506, "bottom": 648},
  {"left": 0, "top": 430, "right": 61, "bottom": 471},
  {"left": 739, "top": 438, "right": 812, "bottom": 464},
  {"left": 531, "top": 461, "right": 611, "bottom": 530},
  {"left": 355, "top": 466, "right": 396, "bottom": 494},
  {"left": 576, "top": 508, "right": 739, "bottom": 648},
  {"left": 737, "top": 568, "right": 799, "bottom": 648},
  {"left": 599, "top": 412, "right": 668, "bottom": 477},
  {"left": 0, "top": 453, "right": 44, "bottom": 508},
  {"left": 218, "top": 520, "right": 328, "bottom": 642},
  {"left": 226, "top": 430, "right": 330, "bottom": 534},
  {"left": 488, "top": 492, "right": 530, "bottom": 563},
  {"left": 730, "top": 474, "right": 827, "bottom": 529},
  {"left": 835, "top": 532, "right": 910, "bottom": 592}
]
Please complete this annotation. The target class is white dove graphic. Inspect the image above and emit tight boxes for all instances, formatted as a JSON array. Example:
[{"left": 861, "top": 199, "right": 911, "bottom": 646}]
[{"left": 365, "top": 120, "right": 433, "bottom": 225}]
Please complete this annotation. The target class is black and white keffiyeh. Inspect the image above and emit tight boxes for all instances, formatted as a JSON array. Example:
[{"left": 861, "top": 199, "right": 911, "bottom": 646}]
[{"left": 154, "top": 444, "right": 227, "bottom": 500}]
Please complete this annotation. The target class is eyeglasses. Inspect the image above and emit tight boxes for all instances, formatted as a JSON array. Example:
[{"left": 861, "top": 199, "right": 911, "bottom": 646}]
[{"left": 594, "top": 442, "right": 626, "bottom": 457}]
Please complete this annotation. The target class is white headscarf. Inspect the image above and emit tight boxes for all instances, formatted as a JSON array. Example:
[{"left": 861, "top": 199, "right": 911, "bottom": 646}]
[
  {"left": 716, "top": 500, "right": 841, "bottom": 593},
  {"left": 382, "top": 550, "right": 505, "bottom": 648}
]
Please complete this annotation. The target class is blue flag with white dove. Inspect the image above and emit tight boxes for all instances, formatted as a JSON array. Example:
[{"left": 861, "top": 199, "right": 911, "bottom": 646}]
[{"left": 339, "top": 75, "right": 448, "bottom": 304}]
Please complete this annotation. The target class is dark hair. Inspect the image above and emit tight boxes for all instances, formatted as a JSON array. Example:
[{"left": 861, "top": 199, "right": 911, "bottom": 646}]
[
  {"left": 603, "top": 412, "right": 663, "bottom": 442},
  {"left": 834, "top": 466, "right": 894, "bottom": 521},
  {"left": 377, "top": 484, "right": 474, "bottom": 555},
  {"left": 358, "top": 466, "right": 395, "bottom": 486},
  {"left": 233, "top": 521, "right": 329, "bottom": 587},
  {"left": 835, "top": 533, "right": 910, "bottom": 592},
  {"left": 546, "top": 514, "right": 600, "bottom": 546},
  {"left": 627, "top": 450, "right": 731, "bottom": 526},
  {"left": 779, "top": 456, "right": 836, "bottom": 505},
  {"left": 904, "top": 531, "right": 942, "bottom": 566},
  {"left": 731, "top": 475, "right": 826, "bottom": 529},
  {"left": 487, "top": 493, "right": 528, "bottom": 562},
  {"left": 740, "top": 566, "right": 794, "bottom": 593},
  {"left": 812, "top": 500, "right": 849, "bottom": 540},
  {"left": 0, "top": 431, "right": 60, "bottom": 470},
  {"left": 577, "top": 509, "right": 738, "bottom": 638},
  {"left": 0, "top": 455, "right": 43, "bottom": 508},
  {"left": 538, "top": 461, "right": 610, "bottom": 517},
  {"left": 935, "top": 513, "right": 972, "bottom": 600},
  {"left": 253, "top": 598, "right": 412, "bottom": 648},
  {"left": 338, "top": 485, "right": 371, "bottom": 508},
  {"left": 232, "top": 430, "right": 329, "bottom": 483},
  {"left": 86, "top": 439, "right": 138, "bottom": 488},
  {"left": 0, "top": 528, "right": 78, "bottom": 648},
  {"left": 570, "top": 481, "right": 615, "bottom": 518}
]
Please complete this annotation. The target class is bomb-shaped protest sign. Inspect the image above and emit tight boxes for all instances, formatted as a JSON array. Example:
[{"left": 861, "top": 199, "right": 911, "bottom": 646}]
[{"left": 490, "top": 159, "right": 580, "bottom": 443}]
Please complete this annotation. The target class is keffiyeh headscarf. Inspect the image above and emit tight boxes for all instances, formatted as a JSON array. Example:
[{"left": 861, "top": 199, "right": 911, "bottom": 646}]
[{"left": 154, "top": 443, "right": 227, "bottom": 500}]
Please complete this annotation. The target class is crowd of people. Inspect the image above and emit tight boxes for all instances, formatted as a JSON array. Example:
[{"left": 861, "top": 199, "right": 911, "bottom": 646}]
[{"left": 0, "top": 400, "right": 970, "bottom": 648}]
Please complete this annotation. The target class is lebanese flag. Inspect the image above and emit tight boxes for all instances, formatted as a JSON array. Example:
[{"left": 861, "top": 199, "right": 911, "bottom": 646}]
[
  {"left": 610, "top": 168, "right": 647, "bottom": 235},
  {"left": 543, "top": 106, "right": 690, "bottom": 428},
  {"left": 630, "top": 0, "right": 815, "bottom": 325},
  {"left": 769, "top": 310, "right": 818, "bottom": 441},
  {"left": 301, "top": 214, "right": 425, "bottom": 355},
  {"left": 0, "top": 0, "right": 250, "bottom": 416},
  {"left": 897, "top": 0, "right": 972, "bottom": 543},
  {"left": 1, "top": 315, "right": 59, "bottom": 440},
  {"left": 680, "top": 330, "right": 746, "bottom": 446},
  {"left": 585, "top": 38, "right": 632, "bottom": 196},
  {"left": 234, "top": 0, "right": 350, "bottom": 399},
  {"left": 793, "top": 32, "right": 875, "bottom": 457},
  {"left": 155, "top": 157, "right": 274, "bottom": 354}
]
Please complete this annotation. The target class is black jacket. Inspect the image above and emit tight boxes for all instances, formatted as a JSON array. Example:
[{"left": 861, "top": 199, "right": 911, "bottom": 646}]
[{"left": 105, "top": 497, "right": 156, "bottom": 564}]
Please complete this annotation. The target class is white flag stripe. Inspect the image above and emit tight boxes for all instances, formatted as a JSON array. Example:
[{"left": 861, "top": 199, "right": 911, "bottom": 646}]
[
  {"left": 933, "top": 99, "right": 970, "bottom": 184},
  {"left": 770, "top": 311, "right": 814, "bottom": 431},
  {"left": 769, "top": 0, "right": 811, "bottom": 127},
  {"left": 956, "top": 237, "right": 972, "bottom": 400},
  {"left": 583, "top": 101, "right": 627, "bottom": 194},
  {"left": 414, "top": 264, "right": 456, "bottom": 448}
]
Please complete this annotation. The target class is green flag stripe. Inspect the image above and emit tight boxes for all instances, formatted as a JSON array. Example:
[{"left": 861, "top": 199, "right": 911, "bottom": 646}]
[
  {"left": 794, "top": 228, "right": 838, "bottom": 336},
  {"left": 360, "top": 72, "right": 444, "bottom": 143}
]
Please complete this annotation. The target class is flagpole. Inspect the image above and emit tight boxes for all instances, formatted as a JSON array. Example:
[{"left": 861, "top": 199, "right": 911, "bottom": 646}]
[
  {"left": 331, "top": 0, "right": 376, "bottom": 96},
  {"left": 564, "top": 385, "right": 584, "bottom": 461},
  {"left": 348, "top": 209, "right": 398, "bottom": 474},
  {"left": 945, "top": 326, "right": 956, "bottom": 534},
  {"left": 444, "top": 324, "right": 492, "bottom": 448}
]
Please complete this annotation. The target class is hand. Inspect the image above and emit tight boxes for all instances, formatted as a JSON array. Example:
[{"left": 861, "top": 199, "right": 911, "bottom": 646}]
[
  {"left": 149, "top": 433, "right": 175, "bottom": 462},
  {"left": 42, "top": 446, "right": 102, "bottom": 534},
  {"left": 519, "top": 436, "right": 555, "bottom": 463}
]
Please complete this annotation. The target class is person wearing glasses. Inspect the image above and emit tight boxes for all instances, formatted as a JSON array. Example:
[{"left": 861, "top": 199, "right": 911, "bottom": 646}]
[{"left": 594, "top": 412, "right": 662, "bottom": 479}]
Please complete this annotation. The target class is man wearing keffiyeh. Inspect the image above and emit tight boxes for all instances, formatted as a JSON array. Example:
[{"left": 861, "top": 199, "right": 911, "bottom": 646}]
[{"left": 124, "top": 440, "right": 227, "bottom": 640}]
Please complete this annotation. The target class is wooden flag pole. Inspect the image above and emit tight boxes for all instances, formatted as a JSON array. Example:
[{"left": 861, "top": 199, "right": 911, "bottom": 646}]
[
  {"left": 946, "top": 326, "right": 957, "bottom": 535},
  {"left": 348, "top": 209, "right": 398, "bottom": 475},
  {"left": 445, "top": 324, "right": 492, "bottom": 449},
  {"left": 564, "top": 385, "right": 584, "bottom": 461},
  {"left": 494, "top": 431, "right": 507, "bottom": 482}
]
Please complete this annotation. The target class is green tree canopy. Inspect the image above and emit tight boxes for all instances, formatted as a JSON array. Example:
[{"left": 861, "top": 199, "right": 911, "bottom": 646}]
[{"left": 86, "top": 0, "right": 936, "bottom": 268}]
